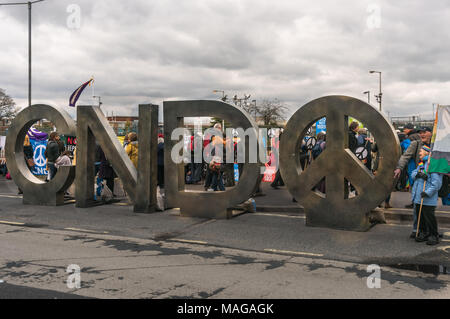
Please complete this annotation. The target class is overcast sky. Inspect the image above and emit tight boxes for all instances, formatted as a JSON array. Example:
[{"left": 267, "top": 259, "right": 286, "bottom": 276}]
[{"left": 1, "top": 0, "right": 449, "bottom": 122}]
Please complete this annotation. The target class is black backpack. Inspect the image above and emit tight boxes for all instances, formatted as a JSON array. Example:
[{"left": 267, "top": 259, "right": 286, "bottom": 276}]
[{"left": 438, "top": 174, "right": 450, "bottom": 198}]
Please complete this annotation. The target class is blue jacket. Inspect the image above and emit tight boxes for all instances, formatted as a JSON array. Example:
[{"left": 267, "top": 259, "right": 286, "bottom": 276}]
[{"left": 411, "top": 157, "right": 443, "bottom": 206}]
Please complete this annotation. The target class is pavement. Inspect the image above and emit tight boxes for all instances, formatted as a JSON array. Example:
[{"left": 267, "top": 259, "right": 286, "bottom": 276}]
[
  {"left": 253, "top": 183, "right": 450, "bottom": 223},
  {"left": 0, "top": 177, "right": 449, "bottom": 298}
]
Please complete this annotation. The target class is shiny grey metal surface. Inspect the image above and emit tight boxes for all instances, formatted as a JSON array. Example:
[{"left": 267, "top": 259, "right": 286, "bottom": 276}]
[
  {"left": 279, "top": 96, "right": 400, "bottom": 231},
  {"left": 5, "top": 104, "right": 76, "bottom": 206},
  {"left": 75, "top": 105, "right": 158, "bottom": 212},
  {"left": 164, "top": 100, "right": 261, "bottom": 219}
]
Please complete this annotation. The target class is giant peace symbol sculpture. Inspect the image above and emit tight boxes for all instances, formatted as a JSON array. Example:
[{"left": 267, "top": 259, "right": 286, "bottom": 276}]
[{"left": 280, "top": 96, "right": 400, "bottom": 231}]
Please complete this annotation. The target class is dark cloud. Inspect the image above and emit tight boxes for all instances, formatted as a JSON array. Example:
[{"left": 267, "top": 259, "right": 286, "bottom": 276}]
[{"left": 0, "top": 0, "right": 449, "bottom": 120}]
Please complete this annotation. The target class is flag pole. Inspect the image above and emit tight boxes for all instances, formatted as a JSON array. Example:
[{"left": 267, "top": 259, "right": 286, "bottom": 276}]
[
  {"left": 91, "top": 75, "right": 95, "bottom": 104},
  {"left": 416, "top": 105, "right": 439, "bottom": 238}
]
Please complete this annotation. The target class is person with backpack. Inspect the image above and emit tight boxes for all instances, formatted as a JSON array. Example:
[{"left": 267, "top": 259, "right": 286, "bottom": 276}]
[
  {"left": 394, "top": 127, "right": 432, "bottom": 209},
  {"left": 410, "top": 145, "right": 442, "bottom": 245},
  {"left": 401, "top": 123, "right": 421, "bottom": 191},
  {"left": 45, "top": 132, "right": 61, "bottom": 180}
]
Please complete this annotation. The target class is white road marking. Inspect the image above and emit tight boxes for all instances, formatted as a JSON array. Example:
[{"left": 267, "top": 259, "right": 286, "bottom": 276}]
[
  {"left": 264, "top": 248, "right": 324, "bottom": 257},
  {"left": 64, "top": 227, "right": 109, "bottom": 234},
  {"left": 0, "top": 220, "right": 25, "bottom": 226},
  {"left": 253, "top": 213, "right": 305, "bottom": 219},
  {"left": 0, "top": 194, "right": 22, "bottom": 199},
  {"left": 169, "top": 239, "right": 208, "bottom": 245}
]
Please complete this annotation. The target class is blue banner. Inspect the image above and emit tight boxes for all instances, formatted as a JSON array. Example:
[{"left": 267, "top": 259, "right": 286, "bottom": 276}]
[
  {"left": 30, "top": 139, "right": 48, "bottom": 176},
  {"left": 316, "top": 117, "right": 326, "bottom": 134},
  {"left": 234, "top": 163, "right": 239, "bottom": 182}
]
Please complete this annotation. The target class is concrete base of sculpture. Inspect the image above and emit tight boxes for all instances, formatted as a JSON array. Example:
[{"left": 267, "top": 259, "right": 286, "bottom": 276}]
[{"left": 305, "top": 210, "right": 372, "bottom": 232}]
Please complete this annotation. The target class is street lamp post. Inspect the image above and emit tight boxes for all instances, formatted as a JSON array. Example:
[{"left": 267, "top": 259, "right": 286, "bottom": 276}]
[
  {"left": 369, "top": 70, "right": 382, "bottom": 112},
  {"left": 213, "top": 90, "right": 226, "bottom": 102},
  {"left": 0, "top": 0, "right": 45, "bottom": 107},
  {"left": 363, "top": 91, "right": 370, "bottom": 104}
]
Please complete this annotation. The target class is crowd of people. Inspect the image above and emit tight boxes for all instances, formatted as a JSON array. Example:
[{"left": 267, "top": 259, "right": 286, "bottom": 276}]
[{"left": 0, "top": 118, "right": 447, "bottom": 244}]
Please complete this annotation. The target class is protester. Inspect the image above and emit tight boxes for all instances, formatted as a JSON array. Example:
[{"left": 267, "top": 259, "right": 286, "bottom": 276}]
[
  {"left": 410, "top": 145, "right": 442, "bottom": 245},
  {"left": 209, "top": 134, "right": 226, "bottom": 191},
  {"left": 18, "top": 135, "right": 35, "bottom": 194},
  {"left": 24, "top": 135, "right": 34, "bottom": 168},
  {"left": 204, "top": 123, "right": 225, "bottom": 191},
  {"left": 210, "top": 154, "right": 225, "bottom": 191},
  {"left": 55, "top": 150, "right": 72, "bottom": 168},
  {"left": 45, "top": 132, "right": 61, "bottom": 180},
  {"left": 270, "top": 131, "right": 284, "bottom": 189},
  {"left": 396, "top": 132, "right": 409, "bottom": 190},
  {"left": 401, "top": 123, "right": 421, "bottom": 190},
  {"left": 394, "top": 127, "right": 432, "bottom": 210},
  {"left": 96, "top": 145, "right": 116, "bottom": 197},
  {"left": 157, "top": 134, "right": 164, "bottom": 188},
  {"left": 345, "top": 121, "right": 360, "bottom": 198},
  {"left": 188, "top": 133, "right": 203, "bottom": 185},
  {"left": 125, "top": 132, "right": 138, "bottom": 168},
  {"left": 311, "top": 132, "right": 326, "bottom": 194},
  {"left": 311, "top": 132, "right": 326, "bottom": 160},
  {"left": 348, "top": 121, "right": 359, "bottom": 153},
  {"left": 123, "top": 133, "right": 130, "bottom": 148},
  {"left": 356, "top": 128, "right": 372, "bottom": 171}
]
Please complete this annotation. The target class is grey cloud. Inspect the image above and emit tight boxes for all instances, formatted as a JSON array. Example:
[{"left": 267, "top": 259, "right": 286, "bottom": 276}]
[{"left": 1, "top": 0, "right": 450, "bottom": 119}]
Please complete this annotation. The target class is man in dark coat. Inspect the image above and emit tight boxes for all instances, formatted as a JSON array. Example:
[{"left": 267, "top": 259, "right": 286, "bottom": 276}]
[
  {"left": 46, "top": 132, "right": 61, "bottom": 180},
  {"left": 96, "top": 145, "right": 116, "bottom": 195},
  {"left": 348, "top": 121, "right": 359, "bottom": 153}
]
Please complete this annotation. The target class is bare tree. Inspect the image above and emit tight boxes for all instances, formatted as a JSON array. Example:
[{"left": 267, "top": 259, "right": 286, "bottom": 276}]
[
  {"left": 0, "top": 88, "right": 18, "bottom": 121},
  {"left": 253, "top": 99, "right": 288, "bottom": 126}
]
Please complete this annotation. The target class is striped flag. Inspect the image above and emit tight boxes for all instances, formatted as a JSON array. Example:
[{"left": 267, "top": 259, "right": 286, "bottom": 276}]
[
  {"left": 27, "top": 127, "right": 48, "bottom": 141},
  {"left": 428, "top": 105, "right": 450, "bottom": 174},
  {"left": 69, "top": 78, "right": 93, "bottom": 107}
]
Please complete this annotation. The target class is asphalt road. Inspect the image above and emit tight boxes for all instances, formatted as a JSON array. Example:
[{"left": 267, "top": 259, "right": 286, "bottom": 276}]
[
  {"left": 0, "top": 179, "right": 449, "bottom": 298},
  {"left": 0, "top": 223, "right": 449, "bottom": 299}
]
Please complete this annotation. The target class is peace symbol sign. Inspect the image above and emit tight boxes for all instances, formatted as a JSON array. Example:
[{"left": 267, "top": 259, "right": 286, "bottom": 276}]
[
  {"left": 279, "top": 96, "right": 400, "bottom": 231},
  {"left": 34, "top": 144, "right": 47, "bottom": 167},
  {"left": 305, "top": 136, "right": 317, "bottom": 150},
  {"left": 355, "top": 146, "right": 368, "bottom": 160}
]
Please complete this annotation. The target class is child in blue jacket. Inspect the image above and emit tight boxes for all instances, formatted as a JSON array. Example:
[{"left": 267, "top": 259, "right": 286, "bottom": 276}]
[{"left": 411, "top": 145, "right": 442, "bottom": 245}]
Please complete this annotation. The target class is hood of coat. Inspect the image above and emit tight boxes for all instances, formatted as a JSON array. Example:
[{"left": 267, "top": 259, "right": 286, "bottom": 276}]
[{"left": 408, "top": 132, "right": 421, "bottom": 141}]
